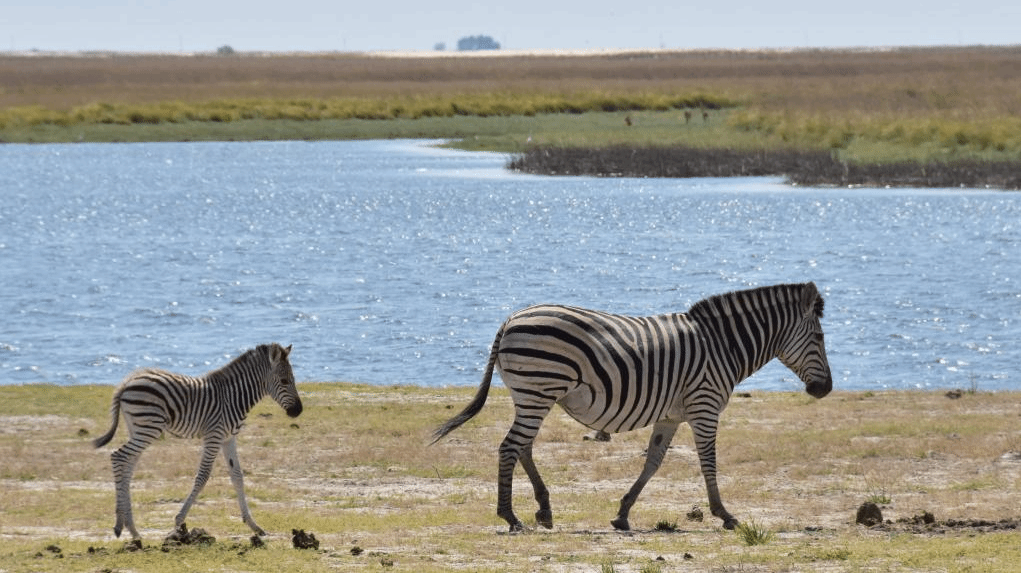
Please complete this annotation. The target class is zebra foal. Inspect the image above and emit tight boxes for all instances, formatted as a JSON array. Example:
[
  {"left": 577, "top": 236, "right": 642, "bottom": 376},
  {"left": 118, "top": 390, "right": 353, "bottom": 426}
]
[
  {"left": 433, "top": 283, "right": 832, "bottom": 532},
  {"left": 93, "top": 343, "right": 302, "bottom": 540}
]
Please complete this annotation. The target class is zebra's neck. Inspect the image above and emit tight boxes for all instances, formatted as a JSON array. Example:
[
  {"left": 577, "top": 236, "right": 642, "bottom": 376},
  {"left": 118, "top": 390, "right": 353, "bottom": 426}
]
[{"left": 687, "top": 285, "right": 802, "bottom": 382}]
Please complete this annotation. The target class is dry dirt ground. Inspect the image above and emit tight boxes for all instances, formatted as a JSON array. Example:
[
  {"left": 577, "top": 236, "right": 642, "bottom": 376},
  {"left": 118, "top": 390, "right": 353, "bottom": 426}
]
[{"left": 3, "top": 384, "right": 1021, "bottom": 572}]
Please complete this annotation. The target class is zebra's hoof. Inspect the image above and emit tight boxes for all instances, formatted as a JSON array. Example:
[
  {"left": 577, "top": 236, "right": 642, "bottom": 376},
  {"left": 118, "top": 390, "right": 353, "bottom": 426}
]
[
  {"left": 610, "top": 517, "right": 630, "bottom": 531},
  {"left": 723, "top": 518, "right": 739, "bottom": 530},
  {"left": 508, "top": 520, "right": 526, "bottom": 533},
  {"left": 113, "top": 525, "right": 122, "bottom": 538},
  {"left": 535, "top": 509, "right": 553, "bottom": 529}
]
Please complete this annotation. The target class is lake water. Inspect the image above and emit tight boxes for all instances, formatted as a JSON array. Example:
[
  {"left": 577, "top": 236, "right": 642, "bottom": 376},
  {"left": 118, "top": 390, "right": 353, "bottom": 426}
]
[{"left": 1, "top": 140, "right": 1018, "bottom": 392}]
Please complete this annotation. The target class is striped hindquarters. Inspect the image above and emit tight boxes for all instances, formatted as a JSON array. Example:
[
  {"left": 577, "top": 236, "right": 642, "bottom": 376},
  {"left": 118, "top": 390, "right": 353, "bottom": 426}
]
[
  {"left": 496, "top": 305, "right": 704, "bottom": 433},
  {"left": 116, "top": 368, "right": 215, "bottom": 440}
]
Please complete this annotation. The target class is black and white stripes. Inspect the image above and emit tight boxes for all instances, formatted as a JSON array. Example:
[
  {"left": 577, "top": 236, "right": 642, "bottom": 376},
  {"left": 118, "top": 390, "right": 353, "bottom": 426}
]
[
  {"left": 433, "top": 282, "right": 832, "bottom": 532},
  {"left": 93, "top": 343, "right": 302, "bottom": 540}
]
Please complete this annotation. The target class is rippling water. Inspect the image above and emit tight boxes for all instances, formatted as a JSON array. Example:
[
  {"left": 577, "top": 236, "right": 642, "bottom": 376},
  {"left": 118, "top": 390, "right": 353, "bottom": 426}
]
[{"left": 0, "top": 140, "right": 1017, "bottom": 391}]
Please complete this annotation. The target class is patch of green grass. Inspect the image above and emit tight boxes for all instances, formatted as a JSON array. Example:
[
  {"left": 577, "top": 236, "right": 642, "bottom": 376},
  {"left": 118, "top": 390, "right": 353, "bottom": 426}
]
[{"left": 736, "top": 520, "right": 774, "bottom": 546}]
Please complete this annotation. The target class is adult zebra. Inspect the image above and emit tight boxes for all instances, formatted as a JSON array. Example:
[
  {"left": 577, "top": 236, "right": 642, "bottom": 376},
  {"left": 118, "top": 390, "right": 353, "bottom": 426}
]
[
  {"left": 432, "top": 283, "right": 832, "bottom": 532},
  {"left": 93, "top": 343, "right": 302, "bottom": 540}
]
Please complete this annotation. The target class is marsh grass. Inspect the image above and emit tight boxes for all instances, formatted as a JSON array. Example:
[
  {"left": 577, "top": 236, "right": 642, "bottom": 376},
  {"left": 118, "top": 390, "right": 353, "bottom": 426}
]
[{"left": 3, "top": 383, "right": 1021, "bottom": 572}]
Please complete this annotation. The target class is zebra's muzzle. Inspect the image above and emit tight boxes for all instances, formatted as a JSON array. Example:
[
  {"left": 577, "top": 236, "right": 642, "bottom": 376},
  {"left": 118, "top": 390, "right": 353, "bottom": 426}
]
[
  {"left": 286, "top": 402, "right": 303, "bottom": 417},
  {"left": 805, "top": 378, "right": 832, "bottom": 399}
]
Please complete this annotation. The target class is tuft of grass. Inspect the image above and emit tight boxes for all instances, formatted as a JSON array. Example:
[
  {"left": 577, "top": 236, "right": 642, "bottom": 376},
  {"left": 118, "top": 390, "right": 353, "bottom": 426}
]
[
  {"left": 736, "top": 520, "right": 774, "bottom": 546},
  {"left": 653, "top": 520, "right": 678, "bottom": 532}
]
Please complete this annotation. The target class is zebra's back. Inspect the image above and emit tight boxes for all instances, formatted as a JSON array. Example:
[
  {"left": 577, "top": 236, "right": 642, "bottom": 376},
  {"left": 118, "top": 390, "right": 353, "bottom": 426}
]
[{"left": 497, "top": 304, "right": 705, "bottom": 433}]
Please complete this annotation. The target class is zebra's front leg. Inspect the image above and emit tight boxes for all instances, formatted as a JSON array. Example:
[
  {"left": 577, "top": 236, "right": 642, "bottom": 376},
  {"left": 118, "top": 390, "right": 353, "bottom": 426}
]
[
  {"left": 612, "top": 421, "right": 678, "bottom": 531},
  {"left": 175, "top": 437, "right": 222, "bottom": 530},
  {"left": 519, "top": 444, "right": 552, "bottom": 528},
  {"left": 222, "top": 436, "right": 266, "bottom": 536},
  {"left": 692, "top": 420, "right": 738, "bottom": 530}
]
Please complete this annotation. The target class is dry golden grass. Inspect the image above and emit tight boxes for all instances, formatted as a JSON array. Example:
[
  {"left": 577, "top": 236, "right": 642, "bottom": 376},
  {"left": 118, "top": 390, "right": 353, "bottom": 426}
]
[
  {"left": 3, "top": 382, "right": 1021, "bottom": 572},
  {"left": 4, "top": 47, "right": 1020, "bottom": 117}
]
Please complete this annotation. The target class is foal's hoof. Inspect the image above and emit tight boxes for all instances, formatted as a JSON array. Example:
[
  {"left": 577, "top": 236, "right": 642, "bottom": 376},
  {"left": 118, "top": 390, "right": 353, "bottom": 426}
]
[{"left": 610, "top": 517, "right": 630, "bottom": 531}]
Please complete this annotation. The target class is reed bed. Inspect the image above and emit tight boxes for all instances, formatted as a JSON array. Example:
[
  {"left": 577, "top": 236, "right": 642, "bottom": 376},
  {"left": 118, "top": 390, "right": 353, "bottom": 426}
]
[{"left": 509, "top": 145, "right": 1021, "bottom": 189}]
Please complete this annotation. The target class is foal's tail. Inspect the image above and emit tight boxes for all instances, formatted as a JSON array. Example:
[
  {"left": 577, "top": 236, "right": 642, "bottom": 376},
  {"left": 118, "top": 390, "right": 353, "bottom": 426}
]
[
  {"left": 92, "top": 385, "right": 124, "bottom": 448},
  {"left": 430, "top": 326, "right": 504, "bottom": 444}
]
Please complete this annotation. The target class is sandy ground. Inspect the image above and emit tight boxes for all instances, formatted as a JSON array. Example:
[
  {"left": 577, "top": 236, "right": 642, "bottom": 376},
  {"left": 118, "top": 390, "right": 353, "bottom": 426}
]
[{"left": 4, "top": 386, "right": 1021, "bottom": 572}]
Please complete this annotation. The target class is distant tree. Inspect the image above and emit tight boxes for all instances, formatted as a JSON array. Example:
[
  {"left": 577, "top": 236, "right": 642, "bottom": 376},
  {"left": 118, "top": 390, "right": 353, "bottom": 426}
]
[
  {"left": 216, "top": 45, "right": 236, "bottom": 56},
  {"left": 457, "top": 35, "right": 500, "bottom": 51},
  {"left": 434, "top": 42, "right": 446, "bottom": 51}
]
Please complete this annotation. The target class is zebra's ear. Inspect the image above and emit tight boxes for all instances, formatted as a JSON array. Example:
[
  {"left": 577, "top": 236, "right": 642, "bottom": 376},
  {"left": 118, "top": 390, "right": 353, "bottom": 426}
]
[
  {"left": 801, "top": 282, "right": 824, "bottom": 318},
  {"left": 284, "top": 344, "right": 292, "bottom": 357}
]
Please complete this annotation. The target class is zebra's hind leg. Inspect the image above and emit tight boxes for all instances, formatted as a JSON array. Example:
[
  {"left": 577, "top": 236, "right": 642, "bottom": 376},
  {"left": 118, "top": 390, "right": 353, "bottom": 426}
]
[
  {"left": 175, "top": 437, "right": 222, "bottom": 530},
  {"left": 519, "top": 445, "right": 552, "bottom": 529},
  {"left": 612, "top": 421, "right": 679, "bottom": 531},
  {"left": 222, "top": 436, "right": 266, "bottom": 536},
  {"left": 496, "top": 432, "right": 529, "bottom": 532},
  {"left": 496, "top": 404, "right": 555, "bottom": 532}
]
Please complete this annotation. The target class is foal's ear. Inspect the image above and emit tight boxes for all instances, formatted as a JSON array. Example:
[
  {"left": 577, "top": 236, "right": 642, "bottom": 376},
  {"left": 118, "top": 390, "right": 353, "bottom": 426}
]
[{"left": 284, "top": 344, "right": 292, "bottom": 357}]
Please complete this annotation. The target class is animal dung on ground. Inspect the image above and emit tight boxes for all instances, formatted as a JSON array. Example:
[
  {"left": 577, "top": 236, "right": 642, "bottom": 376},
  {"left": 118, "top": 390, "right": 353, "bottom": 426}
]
[
  {"left": 162, "top": 523, "right": 215, "bottom": 547},
  {"left": 292, "top": 528, "right": 319, "bottom": 550},
  {"left": 855, "top": 502, "right": 884, "bottom": 526},
  {"left": 685, "top": 505, "right": 704, "bottom": 522}
]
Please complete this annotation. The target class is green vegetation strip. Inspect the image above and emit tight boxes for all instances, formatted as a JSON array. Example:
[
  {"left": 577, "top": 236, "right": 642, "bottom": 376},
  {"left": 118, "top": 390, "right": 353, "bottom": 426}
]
[{"left": 0, "top": 91, "right": 735, "bottom": 129}]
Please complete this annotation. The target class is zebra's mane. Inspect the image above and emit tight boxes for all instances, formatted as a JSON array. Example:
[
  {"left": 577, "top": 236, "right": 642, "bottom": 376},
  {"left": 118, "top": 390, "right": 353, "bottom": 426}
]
[{"left": 687, "top": 282, "right": 823, "bottom": 321}]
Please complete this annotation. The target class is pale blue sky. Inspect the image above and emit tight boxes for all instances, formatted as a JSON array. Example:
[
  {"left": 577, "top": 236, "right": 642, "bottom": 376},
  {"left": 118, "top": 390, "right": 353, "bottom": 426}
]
[{"left": 4, "top": 0, "right": 1019, "bottom": 53}]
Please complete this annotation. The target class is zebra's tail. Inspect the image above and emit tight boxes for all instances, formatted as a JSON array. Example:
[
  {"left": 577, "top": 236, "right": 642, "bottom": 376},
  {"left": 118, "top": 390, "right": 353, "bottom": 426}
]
[
  {"left": 430, "top": 326, "right": 504, "bottom": 445},
  {"left": 92, "top": 386, "right": 123, "bottom": 448}
]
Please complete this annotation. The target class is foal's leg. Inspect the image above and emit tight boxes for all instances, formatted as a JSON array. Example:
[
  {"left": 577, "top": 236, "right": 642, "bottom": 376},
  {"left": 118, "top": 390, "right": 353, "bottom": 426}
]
[
  {"left": 110, "top": 423, "right": 163, "bottom": 540},
  {"left": 222, "top": 436, "right": 266, "bottom": 535},
  {"left": 612, "top": 420, "right": 679, "bottom": 531},
  {"left": 175, "top": 436, "right": 222, "bottom": 529}
]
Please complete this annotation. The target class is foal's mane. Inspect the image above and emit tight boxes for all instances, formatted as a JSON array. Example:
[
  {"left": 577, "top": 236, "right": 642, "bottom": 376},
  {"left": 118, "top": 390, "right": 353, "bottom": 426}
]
[{"left": 205, "top": 345, "right": 270, "bottom": 386}]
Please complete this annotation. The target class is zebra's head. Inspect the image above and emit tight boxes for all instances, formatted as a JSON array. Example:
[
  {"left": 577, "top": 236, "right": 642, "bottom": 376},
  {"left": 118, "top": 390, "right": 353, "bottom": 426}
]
[
  {"left": 777, "top": 283, "right": 832, "bottom": 399},
  {"left": 265, "top": 343, "right": 303, "bottom": 418}
]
